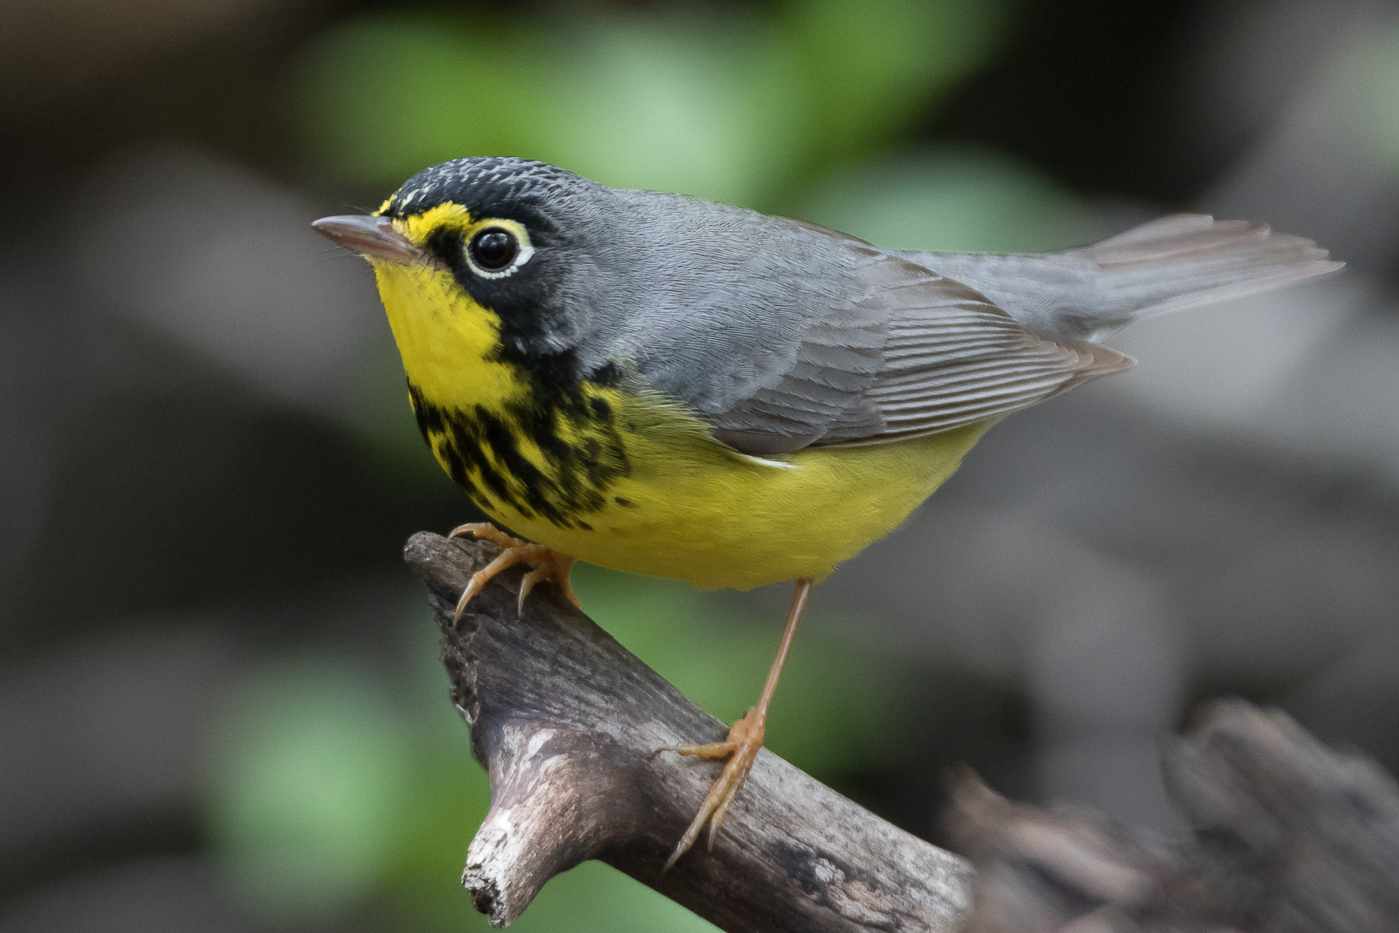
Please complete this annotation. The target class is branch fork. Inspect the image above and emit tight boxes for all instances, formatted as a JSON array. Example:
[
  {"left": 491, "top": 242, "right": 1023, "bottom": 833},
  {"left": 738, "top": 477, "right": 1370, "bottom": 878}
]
[
  {"left": 406, "top": 532, "right": 1399, "bottom": 933},
  {"left": 407, "top": 531, "right": 974, "bottom": 932}
]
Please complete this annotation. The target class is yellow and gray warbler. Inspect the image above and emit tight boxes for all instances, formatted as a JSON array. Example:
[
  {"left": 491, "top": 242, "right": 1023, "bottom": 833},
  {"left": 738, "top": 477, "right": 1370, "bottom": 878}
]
[{"left": 315, "top": 157, "right": 1339, "bottom": 868}]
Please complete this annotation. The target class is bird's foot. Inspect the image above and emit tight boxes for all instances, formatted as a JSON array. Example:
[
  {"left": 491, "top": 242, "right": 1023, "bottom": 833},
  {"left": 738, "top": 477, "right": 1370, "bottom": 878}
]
[
  {"left": 447, "top": 522, "right": 579, "bottom": 623},
  {"left": 657, "top": 707, "right": 765, "bottom": 871}
]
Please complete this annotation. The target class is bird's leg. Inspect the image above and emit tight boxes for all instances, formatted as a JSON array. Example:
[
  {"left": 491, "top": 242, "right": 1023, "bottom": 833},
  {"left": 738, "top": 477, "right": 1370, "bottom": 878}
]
[
  {"left": 448, "top": 522, "right": 579, "bottom": 623},
  {"left": 658, "top": 578, "right": 813, "bottom": 871}
]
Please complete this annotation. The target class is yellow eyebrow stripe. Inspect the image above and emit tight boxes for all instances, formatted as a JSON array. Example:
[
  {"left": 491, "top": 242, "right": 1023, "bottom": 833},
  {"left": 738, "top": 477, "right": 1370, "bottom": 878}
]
[
  {"left": 391, "top": 203, "right": 533, "bottom": 260},
  {"left": 396, "top": 201, "right": 476, "bottom": 243}
]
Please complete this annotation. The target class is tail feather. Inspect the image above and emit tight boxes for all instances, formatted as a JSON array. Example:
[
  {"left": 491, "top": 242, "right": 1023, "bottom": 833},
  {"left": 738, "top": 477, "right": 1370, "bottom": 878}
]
[
  {"left": 1072, "top": 213, "right": 1342, "bottom": 323},
  {"left": 907, "top": 214, "right": 1341, "bottom": 342}
]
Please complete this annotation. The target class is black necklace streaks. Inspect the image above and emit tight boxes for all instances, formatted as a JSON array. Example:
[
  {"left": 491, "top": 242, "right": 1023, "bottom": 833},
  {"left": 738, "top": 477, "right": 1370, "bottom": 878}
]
[{"left": 408, "top": 381, "right": 631, "bottom": 530}]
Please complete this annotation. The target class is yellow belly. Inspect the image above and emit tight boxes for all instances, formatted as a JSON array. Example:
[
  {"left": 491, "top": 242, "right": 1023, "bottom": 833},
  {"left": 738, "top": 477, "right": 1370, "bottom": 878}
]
[
  {"left": 372, "top": 252, "right": 991, "bottom": 590},
  {"left": 461, "top": 397, "right": 990, "bottom": 590}
]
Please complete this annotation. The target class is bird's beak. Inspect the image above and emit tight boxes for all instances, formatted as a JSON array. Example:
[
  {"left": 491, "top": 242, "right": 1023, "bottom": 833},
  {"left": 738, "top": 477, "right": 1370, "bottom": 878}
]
[{"left": 312, "top": 214, "right": 425, "bottom": 265}]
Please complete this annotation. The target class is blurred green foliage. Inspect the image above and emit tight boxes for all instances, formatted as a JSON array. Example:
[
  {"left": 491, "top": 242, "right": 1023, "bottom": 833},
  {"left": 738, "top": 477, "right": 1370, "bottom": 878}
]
[
  {"left": 290, "top": 0, "right": 1010, "bottom": 207},
  {"left": 207, "top": 658, "right": 424, "bottom": 925},
  {"left": 802, "top": 147, "right": 1102, "bottom": 252},
  {"left": 201, "top": 0, "right": 1122, "bottom": 930}
]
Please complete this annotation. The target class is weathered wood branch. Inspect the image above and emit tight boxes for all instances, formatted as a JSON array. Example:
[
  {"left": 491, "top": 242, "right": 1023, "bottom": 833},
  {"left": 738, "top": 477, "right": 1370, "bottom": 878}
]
[
  {"left": 946, "top": 700, "right": 1399, "bottom": 932},
  {"left": 406, "top": 532, "right": 1399, "bottom": 932},
  {"left": 404, "top": 531, "right": 975, "bottom": 932}
]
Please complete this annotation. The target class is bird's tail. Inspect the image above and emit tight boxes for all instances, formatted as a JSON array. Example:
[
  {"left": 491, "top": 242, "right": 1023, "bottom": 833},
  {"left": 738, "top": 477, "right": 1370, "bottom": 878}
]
[
  {"left": 1069, "top": 213, "right": 1342, "bottom": 327},
  {"left": 909, "top": 214, "right": 1342, "bottom": 343}
]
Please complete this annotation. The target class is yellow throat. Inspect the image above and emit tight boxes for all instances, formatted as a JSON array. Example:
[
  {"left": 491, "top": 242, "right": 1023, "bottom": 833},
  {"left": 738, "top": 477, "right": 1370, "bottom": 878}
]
[{"left": 371, "top": 212, "right": 989, "bottom": 590}]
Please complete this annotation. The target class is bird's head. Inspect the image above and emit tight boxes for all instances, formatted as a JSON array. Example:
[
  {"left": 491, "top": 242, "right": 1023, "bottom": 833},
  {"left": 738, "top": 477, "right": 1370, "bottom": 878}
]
[{"left": 314, "top": 157, "right": 614, "bottom": 381}]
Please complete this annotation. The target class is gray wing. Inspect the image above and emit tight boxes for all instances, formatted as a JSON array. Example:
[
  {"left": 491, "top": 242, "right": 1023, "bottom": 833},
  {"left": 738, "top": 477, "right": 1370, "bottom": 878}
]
[
  {"left": 594, "top": 191, "right": 1129, "bottom": 456},
  {"left": 704, "top": 239, "right": 1132, "bottom": 454},
  {"left": 697, "top": 213, "right": 1339, "bottom": 455}
]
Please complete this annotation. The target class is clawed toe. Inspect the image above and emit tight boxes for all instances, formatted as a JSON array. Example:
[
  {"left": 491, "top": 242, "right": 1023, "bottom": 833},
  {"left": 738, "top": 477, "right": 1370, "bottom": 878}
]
[
  {"left": 447, "top": 523, "right": 578, "bottom": 623},
  {"left": 660, "top": 709, "right": 765, "bottom": 871},
  {"left": 655, "top": 580, "right": 812, "bottom": 870}
]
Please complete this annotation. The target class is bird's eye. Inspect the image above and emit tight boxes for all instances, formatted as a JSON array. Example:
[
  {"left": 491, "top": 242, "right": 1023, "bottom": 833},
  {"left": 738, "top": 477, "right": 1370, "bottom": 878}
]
[
  {"left": 461, "top": 221, "right": 534, "bottom": 279},
  {"left": 469, "top": 228, "right": 519, "bottom": 271}
]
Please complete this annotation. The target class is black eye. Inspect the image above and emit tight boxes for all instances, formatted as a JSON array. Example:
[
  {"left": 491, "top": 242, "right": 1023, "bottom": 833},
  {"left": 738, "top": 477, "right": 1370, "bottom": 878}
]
[{"left": 469, "top": 228, "right": 519, "bottom": 271}]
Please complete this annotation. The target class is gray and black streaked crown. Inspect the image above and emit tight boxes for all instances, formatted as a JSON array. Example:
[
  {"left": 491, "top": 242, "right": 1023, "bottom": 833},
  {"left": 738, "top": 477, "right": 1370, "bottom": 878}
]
[{"left": 380, "top": 157, "right": 597, "bottom": 221}]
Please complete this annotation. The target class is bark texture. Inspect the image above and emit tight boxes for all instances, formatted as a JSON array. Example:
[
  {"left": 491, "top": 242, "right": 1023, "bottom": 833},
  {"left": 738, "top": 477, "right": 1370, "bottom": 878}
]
[
  {"left": 405, "top": 531, "right": 974, "bottom": 932},
  {"left": 405, "top": 532, "right": 1399, "bottom": 933},
  {"left": 947, "top": 700, "right": 1399, "bottom": 932}
]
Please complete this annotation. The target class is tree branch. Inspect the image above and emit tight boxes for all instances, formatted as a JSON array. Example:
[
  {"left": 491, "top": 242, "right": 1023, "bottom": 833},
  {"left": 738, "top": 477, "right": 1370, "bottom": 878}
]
[
  {"left": 405, "top": 532, "right": 1399, "bottom": 932},
  {"left": 404, "top": 531, "right": 974, "bottom": 932},
  {"left": 944, "top": 700, "right": 1399, "bottom": 931}
]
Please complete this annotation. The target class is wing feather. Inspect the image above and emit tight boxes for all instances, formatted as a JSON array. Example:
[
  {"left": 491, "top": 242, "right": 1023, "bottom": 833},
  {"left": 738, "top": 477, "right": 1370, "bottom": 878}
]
[{"left": 709, "top": 244, "right": 1131, "bottom": 452}]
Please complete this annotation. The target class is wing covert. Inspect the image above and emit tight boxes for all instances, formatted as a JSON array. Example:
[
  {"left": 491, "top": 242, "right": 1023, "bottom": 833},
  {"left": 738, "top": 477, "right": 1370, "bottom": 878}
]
[{"left": 707, "top": 244, "right": 1132, "bottom": 453}]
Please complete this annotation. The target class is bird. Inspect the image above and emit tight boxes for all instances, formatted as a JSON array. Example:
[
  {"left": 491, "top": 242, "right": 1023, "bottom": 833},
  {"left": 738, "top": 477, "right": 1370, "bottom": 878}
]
[{"left": 313, "top": 156, "right": 1339, "bottom": 870}]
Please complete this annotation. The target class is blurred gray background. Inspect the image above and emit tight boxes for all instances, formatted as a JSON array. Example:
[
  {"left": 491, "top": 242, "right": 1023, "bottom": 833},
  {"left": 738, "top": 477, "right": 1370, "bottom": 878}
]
[{"left": 3, "top": 0, "right": 1398, "bottom": 930}]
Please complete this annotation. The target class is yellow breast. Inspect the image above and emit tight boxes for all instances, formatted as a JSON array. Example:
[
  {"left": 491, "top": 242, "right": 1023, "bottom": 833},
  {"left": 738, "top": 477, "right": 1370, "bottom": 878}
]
[
  {"left": 515, "top": 409, "right": 990, "bottom": 589},
  {"left": 374, "top": 255, "right": 990, "bottom": 590}
]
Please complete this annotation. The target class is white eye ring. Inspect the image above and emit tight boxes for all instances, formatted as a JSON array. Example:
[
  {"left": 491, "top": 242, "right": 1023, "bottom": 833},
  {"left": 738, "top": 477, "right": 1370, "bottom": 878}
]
[{"left": 464, "top": 223, "right": 534, "bottom": 279}]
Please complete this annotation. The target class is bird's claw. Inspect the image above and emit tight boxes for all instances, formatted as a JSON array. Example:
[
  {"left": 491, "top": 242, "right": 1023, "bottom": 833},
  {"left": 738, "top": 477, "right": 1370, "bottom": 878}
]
[
  {"left": 447, "top": 523, "right": 579, "bottom": 624},
  {"left": 658, "top": 708, "right": 766, "bottom": 871}
]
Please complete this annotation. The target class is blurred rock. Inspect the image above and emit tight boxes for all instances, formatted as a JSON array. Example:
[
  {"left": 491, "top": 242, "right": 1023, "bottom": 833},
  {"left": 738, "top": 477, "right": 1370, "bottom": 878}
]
[
  {"left": 948, "top": 768, "right": 1205, "bottom": 933},
  {"left": 1172, "top": 701, "right": 1399, "bottom": 932}
]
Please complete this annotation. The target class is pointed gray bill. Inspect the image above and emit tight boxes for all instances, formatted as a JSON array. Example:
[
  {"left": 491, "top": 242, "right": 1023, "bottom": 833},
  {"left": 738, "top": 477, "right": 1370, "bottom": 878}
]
[{"left": 312, "top": 214, "right": 425, "bottom": 265}]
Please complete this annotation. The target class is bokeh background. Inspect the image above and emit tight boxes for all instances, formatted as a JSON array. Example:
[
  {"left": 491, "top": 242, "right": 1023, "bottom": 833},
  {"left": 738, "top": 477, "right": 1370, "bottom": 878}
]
[{"left": 4, "top": 0, "right": 1399, "bottom": 930}]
